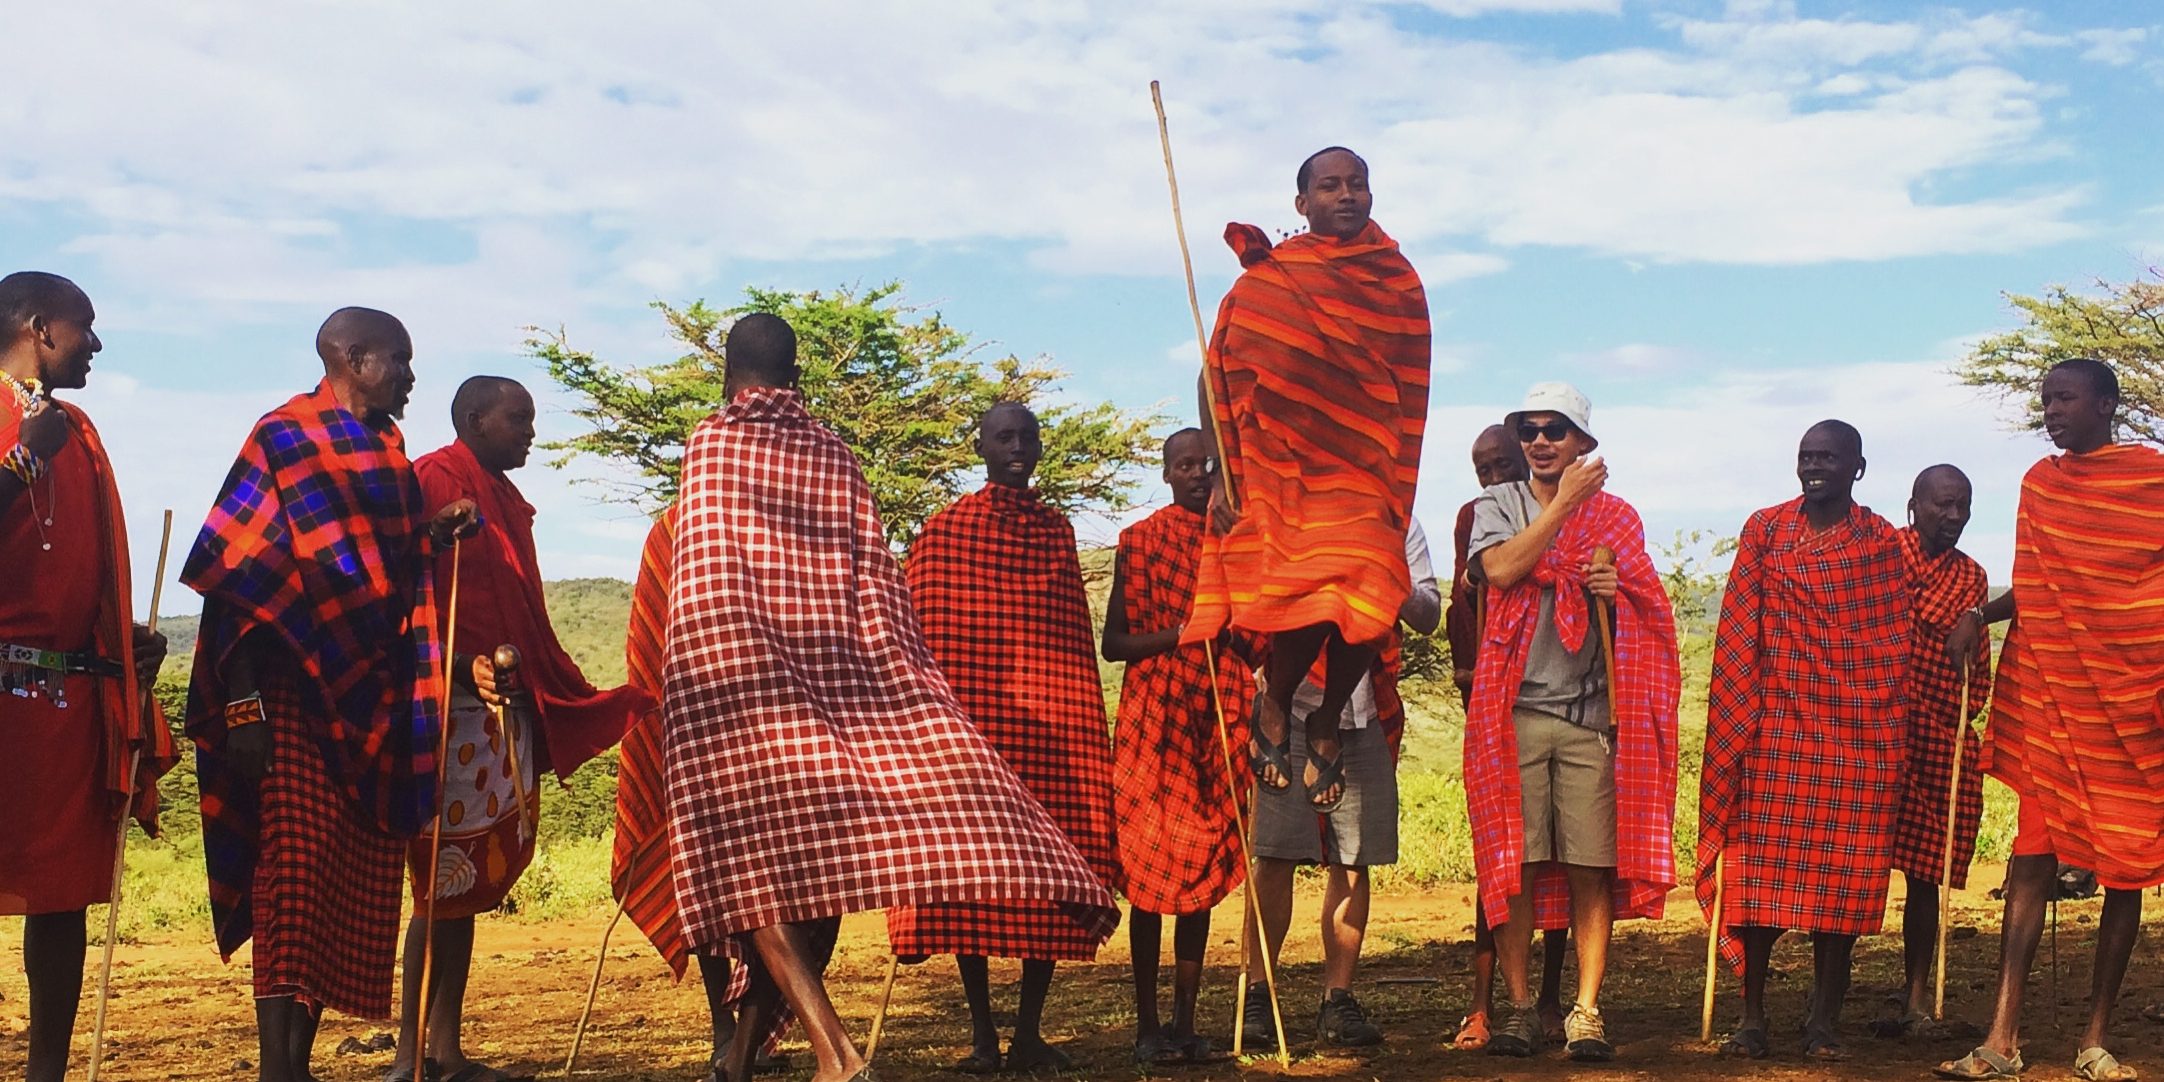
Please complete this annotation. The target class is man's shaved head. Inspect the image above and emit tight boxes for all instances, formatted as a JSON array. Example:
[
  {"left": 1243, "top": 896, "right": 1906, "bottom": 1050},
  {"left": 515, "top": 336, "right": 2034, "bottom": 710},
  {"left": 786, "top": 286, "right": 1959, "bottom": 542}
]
[
  {"left": 980, "top": 400, "right": 1037, "bottom": 437},
  {"left": 1163, "top": 427, "right": 1212, "bottom": 513},
  {"left": 1805, "top": 418, "right": 1863, "bottom": 457},
  {"left": 1912, "top": 463, "right": 1969, "bottom": 500},
  {"left": 1470, "top": 424, "right": 1527, "bottom": 489},
  {"left": 977, "top": 401, "right": 1042, "bottom": 489},
  {"left": 0, "top": 271, "right": 100, "bottom": 389},
  {"left": 315, "top": 306, "right": 414, "bottom": 424},
  {"left": 0, "top": 272, "right": 88, "bottom": 339},
  {"left": 1163, "top": 427, "right": 1206, "bottom": 460},
  {"left": 1296, "top": 146, "right": 1367, "bottom": 193},
  {"left": 315, "top": 306, "right": 409, "bottom": 367},
  {"left": 2049, "top": 357, "right": 2119, "bottom": 402},
  {"left": 723, "top": 312, "right": 799, "bottom": 390},
  {"left": 451, "top": 375, "right": 524, "bottom": 437},
  {"left": 454, "top": 375, "right": 536, "bottom": 472},
  {"left": 1910, "top": 463, "right": 1973, "bottom": 556}
]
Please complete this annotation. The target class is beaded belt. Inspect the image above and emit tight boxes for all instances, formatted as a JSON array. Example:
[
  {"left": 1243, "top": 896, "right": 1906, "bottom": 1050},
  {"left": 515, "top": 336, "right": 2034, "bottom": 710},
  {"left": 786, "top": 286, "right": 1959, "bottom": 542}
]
[{"left": 2, "top": 642, "right": 124, "bottom": 706}]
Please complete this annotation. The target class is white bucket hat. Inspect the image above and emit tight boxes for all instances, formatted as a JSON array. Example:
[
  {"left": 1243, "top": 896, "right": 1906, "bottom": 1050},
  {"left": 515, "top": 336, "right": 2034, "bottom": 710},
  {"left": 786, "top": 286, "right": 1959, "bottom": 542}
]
[{"left": 1506, "top": 381, "right": 1596, "bottom": 449}]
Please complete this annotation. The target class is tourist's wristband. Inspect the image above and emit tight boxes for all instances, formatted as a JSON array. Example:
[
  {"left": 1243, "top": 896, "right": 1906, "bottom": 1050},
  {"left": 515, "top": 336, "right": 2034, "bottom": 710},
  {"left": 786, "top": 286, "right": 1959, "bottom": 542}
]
[
  {"left": 224, "top": 695, "right": 267, "bottom": 730},
  {"left": 3, "top": 443, "right": 46, "bottom": 485}
]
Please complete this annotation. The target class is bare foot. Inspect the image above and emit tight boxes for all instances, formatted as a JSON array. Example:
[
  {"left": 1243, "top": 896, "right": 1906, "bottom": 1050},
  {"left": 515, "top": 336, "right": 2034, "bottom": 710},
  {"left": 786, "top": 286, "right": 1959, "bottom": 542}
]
[
  {"left": 1303, "top": 712, "right": 1345, "bottom": 809},
  {"left": 1250, "top": 693, "right": 1294, "bottom": 790}
]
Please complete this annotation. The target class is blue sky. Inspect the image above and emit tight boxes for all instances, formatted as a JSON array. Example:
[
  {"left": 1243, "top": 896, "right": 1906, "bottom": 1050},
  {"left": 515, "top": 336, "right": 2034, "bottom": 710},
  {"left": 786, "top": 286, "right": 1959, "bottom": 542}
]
[{"left": 5, "top": 0, "right": 2159, "bottom": 612}]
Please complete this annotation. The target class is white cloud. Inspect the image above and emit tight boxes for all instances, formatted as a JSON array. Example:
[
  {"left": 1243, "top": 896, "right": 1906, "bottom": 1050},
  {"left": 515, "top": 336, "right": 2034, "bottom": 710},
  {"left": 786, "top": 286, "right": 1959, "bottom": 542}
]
[{"left": 2075, "top": 27, "right": 2150, "bottom": 66}]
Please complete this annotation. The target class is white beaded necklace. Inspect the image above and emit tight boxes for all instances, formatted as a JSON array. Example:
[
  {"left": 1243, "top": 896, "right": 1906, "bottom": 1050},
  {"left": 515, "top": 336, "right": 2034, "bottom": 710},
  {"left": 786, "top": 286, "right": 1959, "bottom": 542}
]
[{"left": 2, "top": 371, "right": 57, "bottom": 551}]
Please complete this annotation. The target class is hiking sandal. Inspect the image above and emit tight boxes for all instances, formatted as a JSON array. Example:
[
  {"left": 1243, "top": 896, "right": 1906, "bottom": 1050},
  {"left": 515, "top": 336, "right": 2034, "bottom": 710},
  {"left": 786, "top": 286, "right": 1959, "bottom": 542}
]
[
  {"left": 1453, "top": 1011, "right": 1492, "bottom": 1051},
  {"left": 2076, "top": 1047, "right": 2138, "bottom": 1082},
  {"left": 1935, "top": 1046, "right": 2024, "bottom": 1080}
]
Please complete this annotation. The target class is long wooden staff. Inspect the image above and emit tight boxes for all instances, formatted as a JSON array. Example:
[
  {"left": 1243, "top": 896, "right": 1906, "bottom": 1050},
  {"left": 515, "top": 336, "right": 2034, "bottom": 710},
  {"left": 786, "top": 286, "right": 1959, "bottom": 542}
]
[
  {"left": 412, "top": 539, "right": 463, "bottom": 1075},
  {"left": 1153, "top": 78, "right": 1291, "bottom": 1067},
  {"left": 866, "top": 954, "right": 901, "bottom": 1063},
  {"left": 1934, "top": 663, "right": 1972, "bottom": 1020},
  {"left": 563, "top": 901, "right": 625, "bottom": 1076},
  {"left": 86, "top": 508, "right": 173, "bottom": 1082},
  {"left": 493, "top": 645, "right": 530, "bottom": 839},
  {"left": 1590, "top": 545, "right": 1618, "bottom": 718},
  {"left": 1700, "top": 856, "right": 1724, "bottom": 1042}
]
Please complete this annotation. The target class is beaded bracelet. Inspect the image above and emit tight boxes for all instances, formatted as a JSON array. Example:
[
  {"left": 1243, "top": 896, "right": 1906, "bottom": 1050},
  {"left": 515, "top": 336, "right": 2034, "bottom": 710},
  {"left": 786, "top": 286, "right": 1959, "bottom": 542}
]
[
  {"left": 224, "top": 695, "right": 267, "bottom": 730},
  {"left": 3, "top": 443, "right": 46, "bottom": 486}
]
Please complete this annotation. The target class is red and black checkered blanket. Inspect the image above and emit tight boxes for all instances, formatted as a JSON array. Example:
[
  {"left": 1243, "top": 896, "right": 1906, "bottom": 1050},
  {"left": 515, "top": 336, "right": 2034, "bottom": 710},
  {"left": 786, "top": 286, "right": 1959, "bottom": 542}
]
[
  {"left": 1464, "top": 492, "right": 1680, "bottom": 930},
  {"left": 660, "top": 388, "right": 1115, "bottom": 951},
  {"left": 1109, "top": 504, "right": 1251, "bottom": 916},
  {"left": 182, "top": 381, "right": 443, "bottom": 958},
  {"left": 1890, "top": 526, "right": 1991, "bottom": 887},
  {"left": 1697, "top": 498, "right": 1910, "bottom": 970},
  {"left": 888, "top": 483, "right": 1118, "bottom": 960}
]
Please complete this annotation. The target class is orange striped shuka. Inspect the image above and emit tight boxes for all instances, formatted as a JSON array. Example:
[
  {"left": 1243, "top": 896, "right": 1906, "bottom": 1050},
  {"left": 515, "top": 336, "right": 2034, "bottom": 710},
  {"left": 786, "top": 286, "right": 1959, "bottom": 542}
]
[
  {"left": 1985, "top": 443, "right": 2164, "bottom": 890},
  {"left": 613, "top": 507, "right": 691, "bottom": 978},
  {"left": 1181, "top": 220, "right": 1430, "bottom": 650}
]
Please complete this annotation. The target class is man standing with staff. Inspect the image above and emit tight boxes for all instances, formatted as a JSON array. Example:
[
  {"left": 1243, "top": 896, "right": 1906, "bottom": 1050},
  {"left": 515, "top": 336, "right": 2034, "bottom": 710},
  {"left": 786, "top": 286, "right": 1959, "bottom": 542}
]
[
  {"left": 1463, "top": 383, "right": 1680, "bottom": 1061},
  {"left": 0, "top": 271, "right": 176, "bottom": 1082}
]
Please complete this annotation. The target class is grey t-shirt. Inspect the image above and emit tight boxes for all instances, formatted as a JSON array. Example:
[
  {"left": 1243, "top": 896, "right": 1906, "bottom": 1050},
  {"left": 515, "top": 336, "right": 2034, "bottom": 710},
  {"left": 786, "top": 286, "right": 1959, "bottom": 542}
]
[{"left": 1468, "top": 481, "right": 1610, "bottom": 731}]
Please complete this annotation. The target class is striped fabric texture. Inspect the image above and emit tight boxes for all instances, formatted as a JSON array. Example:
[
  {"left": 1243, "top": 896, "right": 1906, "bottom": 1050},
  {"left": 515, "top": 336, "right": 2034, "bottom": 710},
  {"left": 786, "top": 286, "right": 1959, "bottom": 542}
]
[
  {"left": 1889, "top": 526, "right": 1992, "bottom": 888},
  {"left": 1697, "top": 499, "right": 1911, "bottom": 971},
  {"left": 1985, "top": 444, "right": 2164, "bottom": 890},
  {"left": 1183, "top": 220, "right": 1430, "bottom": 651},
  {"left": 612, "top": 507, "right": 695, "bottom": 979}
]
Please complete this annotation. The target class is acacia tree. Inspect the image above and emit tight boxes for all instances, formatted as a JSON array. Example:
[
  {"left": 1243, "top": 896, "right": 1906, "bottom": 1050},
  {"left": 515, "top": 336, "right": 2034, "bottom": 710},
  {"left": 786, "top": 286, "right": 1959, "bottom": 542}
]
[
  {"left": 1956, "top": 270, "right": 2164, "bottom": 442},
  {"left": 534, "top": 282, "right": 1166, "bottom": 546}
]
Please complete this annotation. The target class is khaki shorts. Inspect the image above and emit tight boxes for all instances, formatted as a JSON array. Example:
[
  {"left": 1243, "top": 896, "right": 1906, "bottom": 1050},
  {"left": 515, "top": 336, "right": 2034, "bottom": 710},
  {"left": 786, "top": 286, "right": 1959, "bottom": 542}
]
[{"left": 1515, "top": 707, "right": 1616, "bottom": 867}]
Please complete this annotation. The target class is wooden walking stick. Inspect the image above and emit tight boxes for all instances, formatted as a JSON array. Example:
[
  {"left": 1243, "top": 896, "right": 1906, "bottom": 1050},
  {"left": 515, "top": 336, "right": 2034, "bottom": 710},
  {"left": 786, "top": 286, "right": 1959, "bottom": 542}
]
[
  {"left": 1153, "top": 76, "right": 1291, "bottom": 1067},
  {"left": 563, "top": 900, "right": 626, "bottom": 1076},
  {"left": 866, "top": 954, "right": 902, "bottom": 1063},
  {"left": 87, "top": 508, "right": 173, "bottom": 1082},
  {"left": 1934, "top": 663, "right": 1972, "bottom": 1020},
  {"left": 1590, "top": 545, "right": 1619, "bottom": 715},
  {"left": 492, "top": 645, "right": 530, "bottom": 839},
  {"left": 1700, "top": 856, "right": 1725, "bottom": 1043},
  {"left": 412, "top": 538, "right": 463, "bottom": 1076}
]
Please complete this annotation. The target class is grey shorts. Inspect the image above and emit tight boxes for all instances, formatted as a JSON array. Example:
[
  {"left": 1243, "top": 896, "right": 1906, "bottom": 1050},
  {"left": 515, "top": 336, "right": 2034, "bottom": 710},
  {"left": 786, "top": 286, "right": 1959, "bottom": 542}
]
[
  {"left": 1251, "top": 723, "right": 1397, "bottom": 867},
  {"left": 1515, "top": 707, "right": 1616, "bottom": 867}
]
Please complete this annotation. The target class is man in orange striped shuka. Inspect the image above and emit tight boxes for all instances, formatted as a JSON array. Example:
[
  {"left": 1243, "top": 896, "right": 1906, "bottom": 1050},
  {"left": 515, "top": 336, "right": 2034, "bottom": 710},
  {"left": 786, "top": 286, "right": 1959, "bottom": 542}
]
[
  {"left": 1935, "top": 359, "right": 2164, "bottom": 1082},
  {"left": 1183, "top": 145, "right": 1430, "bottom": 821}
]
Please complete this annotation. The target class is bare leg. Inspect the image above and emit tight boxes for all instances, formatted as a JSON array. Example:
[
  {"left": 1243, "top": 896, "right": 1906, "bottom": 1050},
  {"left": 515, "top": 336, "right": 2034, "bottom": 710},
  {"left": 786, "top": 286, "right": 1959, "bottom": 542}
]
[
  {"left": 698, "top": 953, "right": 739, "bottom": 1074},
  {"left": 254, "top": 996, "right": 298, "bottom": 1082},
  {"left": 1973, "top": 854, "right": 2053, "bottom": 1061},
  {"left": 1256, "top": 626, "right": 1332, "bottom": 790},
  {"left": 722, "top": 948, "right": 781, "bottom": 1082},
  {"left": 1008, "top": 960, "right": 1059, "bottom": 1058},
  {"left": 1565, "top": 865, "right": 1613, "bottom": 1012},
  {"left": 1319, "top": 865, "right": 1369, "bottom": 993},
  {"left": 1244, "top": 858, "right": 1296, "bottom": 980},
  {"left": 1129, "top": 909, "right": 1163, "bottom": 1038},
  {"left": 288, "top": 1000, "right": 320, "bottom": 1081},
  {"left": 422, "top": 918, "right": 477, "bottom": 1071},
  {"left": 1470, "top": 906, "right": 1497, "bottom": 1018},
  {"left": 1537, "top": 928, "right": 1569, "bottom": 1034},
  {"left": 1302, "top": 636, "right": 1378, "bottom": 808},
  {"left": 1496, "top": 876, "right": 1537, "bottom": 1009},
  {"left": 1737, "top": 926, "right": 1782, "bottom": 1035},
  {"left": 1902, "top": 873, "right": 1938, "bottom": 1019},
  {"left": 1804, "top": 932, "right": 1857, "bottom": 1053},
  {"left": 2080, "top": 888, "right": 2143, "bottom": 1051},
  {"left": 957, "top": 955, "right": 1000, "bottom": 1064},
  {"left": 745, "top": 921, "right": 864, "bottom": 1082},
  {"left": 1170, "top": 913, "right": 1209, "bottom": 1040},
  {"left": 23, "top": 909, "right": 87, "bottom": 1082}
]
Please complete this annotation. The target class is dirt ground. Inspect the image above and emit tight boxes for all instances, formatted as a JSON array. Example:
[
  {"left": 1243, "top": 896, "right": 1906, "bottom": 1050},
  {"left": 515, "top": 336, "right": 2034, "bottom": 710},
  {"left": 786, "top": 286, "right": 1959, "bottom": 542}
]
[{"left": 7, "top": 867, "right": 2164, "bottom": 1082}]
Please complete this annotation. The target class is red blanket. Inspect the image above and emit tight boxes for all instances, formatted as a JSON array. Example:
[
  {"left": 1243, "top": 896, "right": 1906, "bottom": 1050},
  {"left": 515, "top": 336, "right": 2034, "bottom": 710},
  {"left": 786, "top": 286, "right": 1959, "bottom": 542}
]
[
  {"left": 614, "top": 508, "right": 693, "bottom": 978},
  {"left": 1110, "top": 504, "right": 1252, "bottom": 916},
  {"left": 1987, "top": 444, "right": 2164, "bottom": 889},
  {"left": 889, "top": 484, "right": 1117, "bottom": 960},
  {"left": 1890, "top": 527, "right": 1991, "bottom": 888},
  {"left": 1463, "top": 492, "right": 1679, "bottom": 930},
  {"left": 1183, "top": 220, "right": 1430, "bottom": 650},
  {"left": 1697, "top": 499, "right": 1909, "bottom": 970},
  {"left": 183, "top": 381, "right": 443, "bottom": 957},
  {"left": 661, "top": 388, "right": 1115, "bottom": 949},
  {"left": 415, "top": 439, "right": 650, "bottom": 777}
]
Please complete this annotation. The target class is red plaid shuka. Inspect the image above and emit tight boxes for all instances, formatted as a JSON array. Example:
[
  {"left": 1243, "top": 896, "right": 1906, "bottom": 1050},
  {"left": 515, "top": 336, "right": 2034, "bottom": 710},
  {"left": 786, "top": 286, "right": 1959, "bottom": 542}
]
[
  {"left": 1697, "top": 499, "right": 1909, "bottom": 971},
  {"left": 182, "top": 381, "right": 442, "bottom": 1006},
  {"left": 889, "top": 484, "right": 1119, "bottom": 961},
  {"left": 1110, "top": 504, "right": 1252, "bottom": 916},
  {"left": 1889, "top": 527, "right": 1991, "bottom": 888},
  {"left": 1464, "top": 492, "right": 1680, "bottom": 931},
  {"left": 661, "top": 388, "right": 1115, "bottom": 951}
]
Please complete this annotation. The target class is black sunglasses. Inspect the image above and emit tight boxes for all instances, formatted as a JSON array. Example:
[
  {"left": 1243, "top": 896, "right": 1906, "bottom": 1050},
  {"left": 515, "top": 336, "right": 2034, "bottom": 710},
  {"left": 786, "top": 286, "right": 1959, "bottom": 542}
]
[{"left": 1516, "top": 420, "right": 1576, "bottom": 444}]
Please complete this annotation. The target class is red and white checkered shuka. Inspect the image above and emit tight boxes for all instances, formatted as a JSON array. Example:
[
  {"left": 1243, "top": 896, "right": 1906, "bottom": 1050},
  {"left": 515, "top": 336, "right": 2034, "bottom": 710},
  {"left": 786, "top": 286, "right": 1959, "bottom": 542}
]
[
  {"left": 1697, "top": 499, "right": 1911, "bottom": 972},
  {"left": 1890, "top": 527, "right": 1991, "bottom": 888},
  {"left": 1463, "top": 492, "right": 1681, "bottom": 931},
  {"left": 886, "top": 484, "right": 1119, "bottom": 961},
  {"left": 659, "top": 388, "right": 1116, "bottom": 950}
]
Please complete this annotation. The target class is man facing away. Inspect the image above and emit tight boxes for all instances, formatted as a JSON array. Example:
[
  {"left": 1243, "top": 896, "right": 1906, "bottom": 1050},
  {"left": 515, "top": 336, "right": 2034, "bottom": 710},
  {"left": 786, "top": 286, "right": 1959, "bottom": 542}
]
[{"left": 1464, "top": 383, "right": 1681, "bottom": 1061}]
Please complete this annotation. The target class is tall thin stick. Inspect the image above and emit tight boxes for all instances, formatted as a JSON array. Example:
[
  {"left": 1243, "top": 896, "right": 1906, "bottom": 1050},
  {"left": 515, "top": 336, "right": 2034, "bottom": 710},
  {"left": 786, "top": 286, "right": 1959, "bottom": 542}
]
[
  {"left": 1700, "top": 856, "right": 1725, "bottom": 1042},
  {"left": 87, "top": 509, "right": 173, "bottom": 1082},
  {"left": 413, "top": 539, "right": 462, "bottom": 1074},
  {"left": 866, "top": 954, "right": 901, "bottom": 1062},
  {"left": 1934, "top": 666, "right": 1971, "bottom": 1020},
  {"left": 1590, "top": 545, "right": 1619, "bottom": 718},
  {"left": 564, "top": 901, "right": 626, "bottom": 1076}
]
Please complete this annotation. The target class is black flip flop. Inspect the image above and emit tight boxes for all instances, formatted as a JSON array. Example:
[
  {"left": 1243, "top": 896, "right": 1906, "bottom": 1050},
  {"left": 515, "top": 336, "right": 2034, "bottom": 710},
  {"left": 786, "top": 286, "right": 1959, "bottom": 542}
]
[{"left": 1305, "top": 741, "right": 1348, "bottom": 814}]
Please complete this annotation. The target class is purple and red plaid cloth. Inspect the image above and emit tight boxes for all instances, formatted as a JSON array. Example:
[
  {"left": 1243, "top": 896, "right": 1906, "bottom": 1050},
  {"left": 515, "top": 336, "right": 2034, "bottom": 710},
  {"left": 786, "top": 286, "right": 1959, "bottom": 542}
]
[
  {"left": 1464, "top": 492, "right": 1680, "bottom": 931},
  {"left": 1697, "top": 498, "right": 1910, "bottom": 972},
  {"left": 889, "top": 483, "right": 1119, "bottom": 961},
  {"left": 1110, "top": 504, "right": 1251, "bottom": 917},
  {"left": 660, "top": 388, "right": 1115, "bottom": 952},
  {"left": 1890, "top": 526, "right": 1991, "bottom": 887},
  {"left": 181, "top": 381, "right": 442, "bottom": 964}
]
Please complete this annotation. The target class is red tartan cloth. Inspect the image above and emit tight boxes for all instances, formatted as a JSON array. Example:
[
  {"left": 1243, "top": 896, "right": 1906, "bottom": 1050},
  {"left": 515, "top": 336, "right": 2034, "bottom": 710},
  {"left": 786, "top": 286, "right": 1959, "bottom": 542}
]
[
  {"left": 661, "top": 388, "right": 1115, "bottom": 951},
  {"left": 890, "top": 484, "right": 1118, "bottom": 960},
  {"left": 1986, "top": 444, "right": 2164, "bottom": 889},
  {"left": 415, "top": 440, "right": 651, "bottom": 777},
  {"left": 1110, "top": 505, "right": 1252, "bottom": 916},
  {"left": 1697, "top": 499, "right": 1909, "bottom": 971},
  {"left": 1889, "top": 527, "right": 1991, "bottom": 888},
  {"left": 183, "top": 381, "right": 443, "bottom": 959},
  {"left": 1464, "top": 492, "right": 1680, "bottom": 931},
  {"left": 250, "top": 668, "right": 406, "bottom": 1018},
  {"left": 1184, "top": 220, "right": 1430, "bottom": 650}
]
